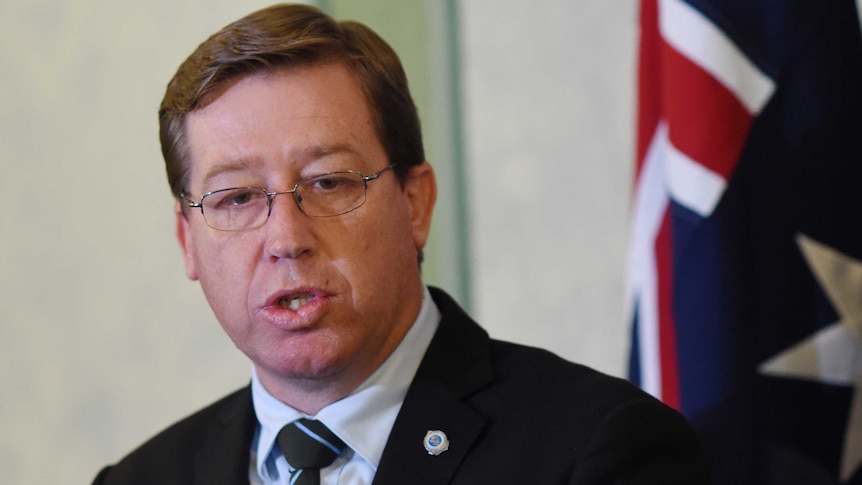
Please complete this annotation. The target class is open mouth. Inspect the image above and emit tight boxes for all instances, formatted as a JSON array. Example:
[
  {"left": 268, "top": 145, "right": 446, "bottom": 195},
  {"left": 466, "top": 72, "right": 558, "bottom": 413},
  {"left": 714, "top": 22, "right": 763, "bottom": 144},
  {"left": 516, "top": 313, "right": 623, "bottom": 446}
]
[{"left": 278, "top": 294, "right": 316, "bottom": 311}]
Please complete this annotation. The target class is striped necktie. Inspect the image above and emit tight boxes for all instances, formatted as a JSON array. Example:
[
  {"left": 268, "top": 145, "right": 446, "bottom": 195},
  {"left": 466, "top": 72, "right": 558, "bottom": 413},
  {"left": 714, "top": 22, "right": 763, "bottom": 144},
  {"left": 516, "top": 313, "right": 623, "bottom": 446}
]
[{"left": 277, "top": 418, "right": 347, "bottom": 485}]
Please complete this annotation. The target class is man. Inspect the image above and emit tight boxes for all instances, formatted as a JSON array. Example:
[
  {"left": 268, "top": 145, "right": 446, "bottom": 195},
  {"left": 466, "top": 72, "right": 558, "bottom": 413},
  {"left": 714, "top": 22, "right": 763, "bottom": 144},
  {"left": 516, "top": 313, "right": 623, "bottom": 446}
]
[{"left": 94, "top": 4, "right": 712, "bottom": 484}]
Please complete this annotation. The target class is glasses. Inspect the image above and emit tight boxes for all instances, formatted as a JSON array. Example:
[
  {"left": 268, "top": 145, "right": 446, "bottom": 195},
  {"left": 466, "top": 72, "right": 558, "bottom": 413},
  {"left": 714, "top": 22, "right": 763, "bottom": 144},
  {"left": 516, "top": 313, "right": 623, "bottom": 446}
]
[{"left": 181, "top": 165, "right": 394, "bottom": 232}]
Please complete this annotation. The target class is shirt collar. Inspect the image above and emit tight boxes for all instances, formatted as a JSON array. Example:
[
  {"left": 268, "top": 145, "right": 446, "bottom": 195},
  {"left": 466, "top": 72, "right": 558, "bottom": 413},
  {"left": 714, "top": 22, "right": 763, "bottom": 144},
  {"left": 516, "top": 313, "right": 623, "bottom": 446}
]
[{"left": 251, "top": 286, "right": 440, "bottom": 480}]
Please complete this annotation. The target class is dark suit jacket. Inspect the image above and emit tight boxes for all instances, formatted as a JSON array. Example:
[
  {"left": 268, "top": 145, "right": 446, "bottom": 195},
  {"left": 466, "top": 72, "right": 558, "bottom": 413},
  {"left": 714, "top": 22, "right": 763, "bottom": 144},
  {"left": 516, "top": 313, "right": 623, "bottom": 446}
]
[{"left": 94, "top": 287, "right": 712, "bottom": 484}]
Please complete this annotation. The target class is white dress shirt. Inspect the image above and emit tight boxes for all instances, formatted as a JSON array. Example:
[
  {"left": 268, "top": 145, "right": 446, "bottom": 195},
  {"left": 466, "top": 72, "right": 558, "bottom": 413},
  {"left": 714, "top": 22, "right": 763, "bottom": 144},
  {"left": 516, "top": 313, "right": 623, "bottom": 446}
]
[{"left": 249, "top": 287, "right": 440, "bottom": 484}]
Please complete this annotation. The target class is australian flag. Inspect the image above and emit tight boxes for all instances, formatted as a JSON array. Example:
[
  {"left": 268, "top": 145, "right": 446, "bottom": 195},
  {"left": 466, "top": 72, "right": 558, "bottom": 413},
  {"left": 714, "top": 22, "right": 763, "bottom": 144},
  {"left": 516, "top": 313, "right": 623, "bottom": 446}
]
[{"left": 627, "top": 0, "right": 862, "bottom": 483}]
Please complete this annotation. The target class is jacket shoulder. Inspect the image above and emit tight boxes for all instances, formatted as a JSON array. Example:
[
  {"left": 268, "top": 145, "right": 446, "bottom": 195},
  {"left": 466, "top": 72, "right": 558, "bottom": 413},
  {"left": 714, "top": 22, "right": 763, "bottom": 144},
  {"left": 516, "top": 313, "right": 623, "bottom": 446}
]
[
  {"left": 489, "top": 339, "right": 649, "bottom": 406},
  {"left": 92, "top": 386, "right": 254, "bottom": 485},
  {"left": 475, "top": 341, "right": 712, "bottom": 483}
]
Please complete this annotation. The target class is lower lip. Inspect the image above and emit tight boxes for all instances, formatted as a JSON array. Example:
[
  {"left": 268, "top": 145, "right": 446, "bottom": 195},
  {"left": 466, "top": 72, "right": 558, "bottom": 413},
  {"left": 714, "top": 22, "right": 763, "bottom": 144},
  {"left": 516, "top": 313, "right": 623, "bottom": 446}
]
[{"left": 259, "top": 295, "right": 330, "bottom": 330}]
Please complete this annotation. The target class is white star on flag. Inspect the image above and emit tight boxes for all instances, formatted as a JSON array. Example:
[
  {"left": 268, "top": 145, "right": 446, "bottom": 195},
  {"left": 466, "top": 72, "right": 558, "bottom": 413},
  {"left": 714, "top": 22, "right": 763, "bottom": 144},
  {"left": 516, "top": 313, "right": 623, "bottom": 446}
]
[{"left": 759, "top": 233, "right": 862, "bottom": 482}]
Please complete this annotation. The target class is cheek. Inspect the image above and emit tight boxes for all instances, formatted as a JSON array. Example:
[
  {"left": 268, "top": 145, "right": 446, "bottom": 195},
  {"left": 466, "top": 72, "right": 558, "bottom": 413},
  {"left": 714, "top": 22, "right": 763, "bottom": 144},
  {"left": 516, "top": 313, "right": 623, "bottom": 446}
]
[
  {"left": 325, "top": 208, "right": 413, "bottom": 286},
  {"left": 359, "top": 210, "right": 418, "bottom": 277},
  {"left": 192, "top": 236, "right": 258, "bottom": 312}
]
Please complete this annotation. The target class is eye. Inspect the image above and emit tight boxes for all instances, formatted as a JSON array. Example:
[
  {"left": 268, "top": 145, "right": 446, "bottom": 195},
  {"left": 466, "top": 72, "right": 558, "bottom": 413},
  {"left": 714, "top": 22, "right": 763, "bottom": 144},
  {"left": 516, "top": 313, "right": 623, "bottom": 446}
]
[
  {"left": 303, "top": 173, "right": 362, "bottom": 194},
  {"left": 207, "top": 188, "right": 266, "bottom": 210},
  {"left": 227, "top": 190, "right": 256, "bottom": 206},
  {"left": 312, "top": 176, "right": 347, "bottom": 191}
]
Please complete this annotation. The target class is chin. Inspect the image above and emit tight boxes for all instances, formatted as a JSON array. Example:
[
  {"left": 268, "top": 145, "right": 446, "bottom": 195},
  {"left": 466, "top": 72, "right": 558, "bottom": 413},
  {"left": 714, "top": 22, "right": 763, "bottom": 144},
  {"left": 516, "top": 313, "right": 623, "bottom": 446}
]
[{"left": 255, "top": 343, "right": 353, "bottom": 382}]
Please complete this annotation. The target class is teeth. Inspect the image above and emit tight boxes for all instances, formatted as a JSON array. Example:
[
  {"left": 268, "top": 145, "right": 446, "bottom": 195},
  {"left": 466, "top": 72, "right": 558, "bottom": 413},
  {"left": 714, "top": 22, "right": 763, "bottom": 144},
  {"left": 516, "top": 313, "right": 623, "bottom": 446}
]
[{"left": 278, "top": 295, "right": 313, "bottom": 310}]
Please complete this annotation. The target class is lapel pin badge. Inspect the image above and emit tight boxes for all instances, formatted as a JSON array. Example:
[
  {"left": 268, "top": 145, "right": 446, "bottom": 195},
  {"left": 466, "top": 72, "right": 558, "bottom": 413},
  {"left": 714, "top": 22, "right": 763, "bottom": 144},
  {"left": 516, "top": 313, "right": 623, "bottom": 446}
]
[{"left": 423, "top": 430, "right": 449, "bottom": 456}]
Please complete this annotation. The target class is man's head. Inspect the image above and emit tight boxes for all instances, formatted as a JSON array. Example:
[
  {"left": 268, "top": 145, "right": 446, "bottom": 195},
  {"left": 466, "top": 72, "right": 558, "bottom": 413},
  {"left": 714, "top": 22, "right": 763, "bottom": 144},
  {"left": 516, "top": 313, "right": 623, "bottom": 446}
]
[
  {"left": 160, "top": 3, "right": 425, "bottom": 198},
  {"left": 164, "top": 4, "right": 437, "bottom": 413}
]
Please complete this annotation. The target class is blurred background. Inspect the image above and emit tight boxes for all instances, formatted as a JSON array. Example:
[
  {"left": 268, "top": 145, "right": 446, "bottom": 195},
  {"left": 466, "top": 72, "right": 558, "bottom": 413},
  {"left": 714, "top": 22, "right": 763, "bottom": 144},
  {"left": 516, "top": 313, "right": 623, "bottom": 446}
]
[{"left": 0, "top": 0, "right": 637, "bottom": 482}]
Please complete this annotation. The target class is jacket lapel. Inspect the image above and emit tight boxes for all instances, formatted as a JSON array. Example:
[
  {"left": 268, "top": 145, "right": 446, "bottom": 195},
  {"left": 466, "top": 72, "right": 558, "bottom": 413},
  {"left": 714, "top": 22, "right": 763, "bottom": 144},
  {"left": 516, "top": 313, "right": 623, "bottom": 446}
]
[
  {"left": 373, "top": 288, "right": 495, "bottom": 485},
  {"left": 193, "top": 386, "right": 257, "bottom": 485}
]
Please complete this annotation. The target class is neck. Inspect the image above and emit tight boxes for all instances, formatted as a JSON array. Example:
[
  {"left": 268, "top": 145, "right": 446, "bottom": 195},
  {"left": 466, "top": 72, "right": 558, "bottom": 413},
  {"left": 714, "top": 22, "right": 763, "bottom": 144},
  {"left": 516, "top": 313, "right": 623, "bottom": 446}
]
[{"left": 256, "top": 371, "right": 355, "bottom": 415}]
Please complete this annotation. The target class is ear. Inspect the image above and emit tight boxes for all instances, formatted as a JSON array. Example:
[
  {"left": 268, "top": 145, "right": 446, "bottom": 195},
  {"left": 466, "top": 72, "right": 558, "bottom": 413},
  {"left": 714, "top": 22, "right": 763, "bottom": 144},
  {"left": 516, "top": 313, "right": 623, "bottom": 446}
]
[
  {"left": 404, "top": 161, "right": 437, "bottom": 251},
  {"left": 175, "top": 201, "right": 200, "bottom": 281}
]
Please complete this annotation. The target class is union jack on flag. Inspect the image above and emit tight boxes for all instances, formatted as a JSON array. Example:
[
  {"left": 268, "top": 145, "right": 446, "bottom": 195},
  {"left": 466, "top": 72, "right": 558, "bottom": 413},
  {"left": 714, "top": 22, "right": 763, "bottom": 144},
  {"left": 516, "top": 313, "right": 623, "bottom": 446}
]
[{"left": 627, "top": 0, "right": 862, "bottom": 483}]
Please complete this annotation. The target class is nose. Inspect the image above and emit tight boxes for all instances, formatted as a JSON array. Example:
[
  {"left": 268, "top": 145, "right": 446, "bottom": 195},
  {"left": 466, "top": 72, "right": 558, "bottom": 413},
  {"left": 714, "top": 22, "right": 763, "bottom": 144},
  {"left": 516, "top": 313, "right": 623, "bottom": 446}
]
[{"left": 263, "top": 191, "right": 315, "bottom": 260}]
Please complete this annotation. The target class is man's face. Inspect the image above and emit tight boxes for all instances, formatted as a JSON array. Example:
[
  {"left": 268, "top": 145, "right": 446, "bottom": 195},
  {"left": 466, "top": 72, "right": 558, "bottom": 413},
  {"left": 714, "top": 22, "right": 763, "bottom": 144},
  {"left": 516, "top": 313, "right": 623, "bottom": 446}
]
[{"left": 177, "top": 63, "right": 435, "bottom": 402}]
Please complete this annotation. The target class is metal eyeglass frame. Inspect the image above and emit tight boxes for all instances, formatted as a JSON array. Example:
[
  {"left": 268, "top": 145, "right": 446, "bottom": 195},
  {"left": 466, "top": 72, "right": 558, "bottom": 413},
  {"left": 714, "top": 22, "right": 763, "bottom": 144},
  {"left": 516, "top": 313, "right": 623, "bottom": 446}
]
[{"left": 180, "top": 164, "right": 395, "bottom": 231}]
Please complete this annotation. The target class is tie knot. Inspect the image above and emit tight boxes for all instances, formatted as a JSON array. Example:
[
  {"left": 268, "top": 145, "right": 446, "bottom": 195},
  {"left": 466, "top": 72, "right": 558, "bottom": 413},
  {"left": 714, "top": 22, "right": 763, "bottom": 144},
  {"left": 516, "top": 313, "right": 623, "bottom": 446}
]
[{"left": 277, "top": 418, "right": 347, "bottom": 471}]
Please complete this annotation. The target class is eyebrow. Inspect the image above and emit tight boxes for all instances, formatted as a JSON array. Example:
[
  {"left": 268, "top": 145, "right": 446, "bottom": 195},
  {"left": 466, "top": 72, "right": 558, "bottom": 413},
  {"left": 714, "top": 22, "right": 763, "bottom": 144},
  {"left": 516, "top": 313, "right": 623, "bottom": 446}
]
[
  {"left": 297, "top": 142, "right": 359, "bottom": 163},
  {"left": 200, "top": 158, "right": 260, "bottom": 189},
  {"left": 198, "top": 143, "right": 362, "bottom": 190}
]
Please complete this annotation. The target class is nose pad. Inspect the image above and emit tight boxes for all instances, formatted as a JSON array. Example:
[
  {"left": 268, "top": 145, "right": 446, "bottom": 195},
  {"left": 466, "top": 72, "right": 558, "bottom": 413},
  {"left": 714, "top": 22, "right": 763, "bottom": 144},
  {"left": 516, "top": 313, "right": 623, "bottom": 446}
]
[{"left": 267, "top": 190, "right": 302, "bottom": 217}]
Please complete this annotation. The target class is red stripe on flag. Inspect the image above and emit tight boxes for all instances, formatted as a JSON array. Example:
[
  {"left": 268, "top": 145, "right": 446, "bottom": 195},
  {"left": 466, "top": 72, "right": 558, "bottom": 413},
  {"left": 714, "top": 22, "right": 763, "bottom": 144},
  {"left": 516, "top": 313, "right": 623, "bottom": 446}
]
[
  {"left": 636, "top": 0, "right": 661, "bottom": 179},
  {"left": 656, "top": 208, "right": 681, "bottom": 410},
  {"left": 660, "top": 40, "right": 754, "bottom": 181}
]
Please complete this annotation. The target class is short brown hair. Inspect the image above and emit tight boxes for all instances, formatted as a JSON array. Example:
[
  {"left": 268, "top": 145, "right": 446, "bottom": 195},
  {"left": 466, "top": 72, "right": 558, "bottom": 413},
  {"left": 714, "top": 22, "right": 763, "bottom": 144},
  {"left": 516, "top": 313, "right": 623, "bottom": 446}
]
[{"left": 159, "top": 3, "right": 424, "bottom": 197}]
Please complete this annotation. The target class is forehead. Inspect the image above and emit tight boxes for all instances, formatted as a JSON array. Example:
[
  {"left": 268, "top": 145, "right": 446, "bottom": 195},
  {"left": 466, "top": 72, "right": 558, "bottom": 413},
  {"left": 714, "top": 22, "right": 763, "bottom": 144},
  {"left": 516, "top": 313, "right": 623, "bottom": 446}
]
[{"left": 183, "top": 63, "right": 384, "bottom": 189}]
